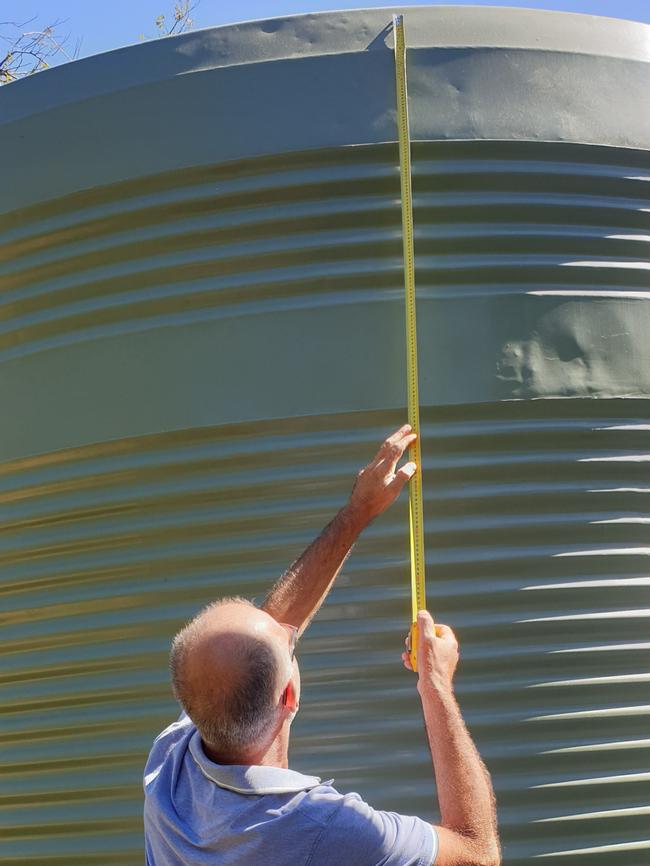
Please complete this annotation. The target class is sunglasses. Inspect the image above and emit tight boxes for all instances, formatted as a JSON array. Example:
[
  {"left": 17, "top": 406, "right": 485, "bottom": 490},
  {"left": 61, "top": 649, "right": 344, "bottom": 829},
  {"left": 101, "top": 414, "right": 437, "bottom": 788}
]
[{"left": 280, "top": 622, "right": 298, "bottom": 706}]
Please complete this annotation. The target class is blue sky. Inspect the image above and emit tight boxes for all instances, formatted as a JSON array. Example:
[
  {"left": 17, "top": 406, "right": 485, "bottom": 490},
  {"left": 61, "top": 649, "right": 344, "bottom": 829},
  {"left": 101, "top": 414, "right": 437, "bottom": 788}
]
[{"left": 5, "top": 0, "right": 649, "bottom": 65}]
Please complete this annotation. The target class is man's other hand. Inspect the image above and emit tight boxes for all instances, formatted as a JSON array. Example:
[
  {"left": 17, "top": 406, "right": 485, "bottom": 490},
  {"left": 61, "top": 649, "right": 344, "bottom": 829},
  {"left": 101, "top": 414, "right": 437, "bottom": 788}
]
[
  {"left": 347, "top": 424, "right": 417, "bottom": 524},
  {"left": 402, "top": 611, "right": 459, "bottom": 695}
]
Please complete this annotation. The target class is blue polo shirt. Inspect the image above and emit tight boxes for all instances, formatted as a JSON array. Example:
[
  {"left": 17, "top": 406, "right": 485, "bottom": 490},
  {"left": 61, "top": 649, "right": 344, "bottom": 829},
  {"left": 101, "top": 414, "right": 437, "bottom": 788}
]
[{"left": 144, "top": 711, "right": 438, "bottom": 865}]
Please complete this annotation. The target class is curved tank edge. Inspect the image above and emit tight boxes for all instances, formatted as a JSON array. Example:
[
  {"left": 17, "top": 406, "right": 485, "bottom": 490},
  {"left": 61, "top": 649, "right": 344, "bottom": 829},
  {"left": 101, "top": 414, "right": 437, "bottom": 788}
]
[{"left": 1, "top": 5, "right": 648, "bottom": 123}]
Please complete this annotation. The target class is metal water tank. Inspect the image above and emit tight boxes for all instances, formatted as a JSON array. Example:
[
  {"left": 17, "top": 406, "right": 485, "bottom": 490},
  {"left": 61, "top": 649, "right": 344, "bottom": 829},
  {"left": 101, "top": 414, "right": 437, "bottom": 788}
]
[{"left": 0, "top": 7, "right": 648, "bottom": 864}]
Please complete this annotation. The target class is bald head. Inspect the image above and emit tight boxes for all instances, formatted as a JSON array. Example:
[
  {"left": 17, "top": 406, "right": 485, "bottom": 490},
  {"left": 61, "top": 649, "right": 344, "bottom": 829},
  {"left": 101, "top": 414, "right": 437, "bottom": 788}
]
[{"left": 169, "top": 597, "right": 296, "bottom": 759}]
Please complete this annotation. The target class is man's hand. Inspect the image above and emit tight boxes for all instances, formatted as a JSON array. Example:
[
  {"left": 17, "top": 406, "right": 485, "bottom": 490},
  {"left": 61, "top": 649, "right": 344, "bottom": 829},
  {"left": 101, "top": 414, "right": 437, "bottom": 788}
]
[
  {"left": 401, "top": 611, "right": 459, "bottom": 696},
  {"left": 348, "top": 424, "right": 417, "bottom": 525}
]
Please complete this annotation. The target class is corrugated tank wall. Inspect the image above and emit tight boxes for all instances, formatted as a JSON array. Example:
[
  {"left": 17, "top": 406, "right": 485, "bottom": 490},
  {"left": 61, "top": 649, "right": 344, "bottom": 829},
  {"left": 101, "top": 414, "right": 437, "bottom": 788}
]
[{"left": 0, "top": 7, "right": 649, "bottom": 865}]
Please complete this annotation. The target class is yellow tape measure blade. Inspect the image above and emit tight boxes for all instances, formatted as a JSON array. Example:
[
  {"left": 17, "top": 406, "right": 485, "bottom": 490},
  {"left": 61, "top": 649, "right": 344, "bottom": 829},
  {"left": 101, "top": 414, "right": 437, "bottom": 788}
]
[
  {"left": 394, "top": 13, "right": 427, "bottom": 672},
  {"left": 408, "top": 620, "right": 419, "bottom": 673}
]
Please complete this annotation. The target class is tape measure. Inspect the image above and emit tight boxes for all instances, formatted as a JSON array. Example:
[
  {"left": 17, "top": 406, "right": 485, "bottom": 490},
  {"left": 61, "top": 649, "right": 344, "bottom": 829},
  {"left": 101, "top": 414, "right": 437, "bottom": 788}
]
[{"left": 393, "top": 14, "right": 427, "bottom": 672}]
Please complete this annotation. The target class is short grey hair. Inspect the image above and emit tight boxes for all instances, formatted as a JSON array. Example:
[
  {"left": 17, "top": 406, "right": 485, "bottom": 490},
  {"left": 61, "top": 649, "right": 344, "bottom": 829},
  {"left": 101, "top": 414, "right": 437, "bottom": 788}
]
[{"left": 169, "top": 596, "right": 280, "bottom": 758}]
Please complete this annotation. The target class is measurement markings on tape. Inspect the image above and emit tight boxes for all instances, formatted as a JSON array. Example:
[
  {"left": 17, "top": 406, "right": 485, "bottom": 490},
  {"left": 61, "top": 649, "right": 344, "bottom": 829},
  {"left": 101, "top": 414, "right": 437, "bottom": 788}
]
[{"left": 393, "top": 13, "right": 428, "bottom": 671}]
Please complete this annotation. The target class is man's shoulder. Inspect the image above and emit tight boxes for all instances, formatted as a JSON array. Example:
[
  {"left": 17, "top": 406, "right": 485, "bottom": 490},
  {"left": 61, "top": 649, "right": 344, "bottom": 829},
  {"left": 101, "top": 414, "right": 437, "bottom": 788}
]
[
  {"left": 159, "top": 710, "right": 193, "bottom": 737},
  {"left": 292, "top": 780, "right": 350, "bottom": 827},
  {"left": 298, "top": 784, "right": 407, "bottom": 832},
  {"left": 144, "top": 711, "right": 194, "bottom": 783},
  {"left": 151, "top": 710, "right": 193, "bottom": 748},
  {"left": 299, "top": 786, "right": 438, "bottom": 866}
]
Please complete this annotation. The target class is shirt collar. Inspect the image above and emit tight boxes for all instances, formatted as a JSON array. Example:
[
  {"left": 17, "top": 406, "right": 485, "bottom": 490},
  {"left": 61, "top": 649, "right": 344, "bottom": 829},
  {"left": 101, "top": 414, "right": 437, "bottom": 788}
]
[{"left": 188, "top": 729, "right": 327, "bottom": 795}]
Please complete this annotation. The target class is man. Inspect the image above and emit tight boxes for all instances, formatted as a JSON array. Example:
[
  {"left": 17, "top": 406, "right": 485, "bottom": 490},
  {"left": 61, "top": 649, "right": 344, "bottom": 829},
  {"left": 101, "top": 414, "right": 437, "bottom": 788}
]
[{"left": 144, "top": 424, "right": 500, "bottom": 866}]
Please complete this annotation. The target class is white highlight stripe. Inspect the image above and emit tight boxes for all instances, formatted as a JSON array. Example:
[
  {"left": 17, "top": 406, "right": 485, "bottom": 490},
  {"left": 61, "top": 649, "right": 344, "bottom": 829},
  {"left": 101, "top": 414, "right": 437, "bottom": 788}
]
[
  {"left": 535, "top": 805, "right": 650, "bottom": 823},
  {"left": 549, "top": 642, "right": 650, "bottom": 654},
  {"left": 561, "top": 260, "right": 650, "bottom": 269},
  {"left": 527, "top": 705, "right": 650, "bottom": 722},
  {"left": 555, "top": 547, "right": 650, "bottom": 557},
  {"left": 535, "top": 839, "right": 650, "bottom": 857},
  {"left": 523, "top": 577, "right": 650, "bottom": 590},
  {"left": 529, "top": 673, "right": 650, "bottom": 688},
  {"left": 529, "top": 290, "right": 650, "bottom": 300},
  {"left": 542, "top": 738, "right": 650, "bottom": 754},
  {"left": 533, "top": 771, "right": 650, "bottom": 789},
  {"left": 519, "top": 609, "right": 650, "bottom": 623}
]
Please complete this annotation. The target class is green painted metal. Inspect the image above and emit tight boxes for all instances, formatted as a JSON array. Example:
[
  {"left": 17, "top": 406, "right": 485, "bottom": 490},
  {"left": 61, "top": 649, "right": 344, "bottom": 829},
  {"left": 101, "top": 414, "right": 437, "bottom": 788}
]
[{"left": 0, "top": 7, "right": 649, "bottom": 864}]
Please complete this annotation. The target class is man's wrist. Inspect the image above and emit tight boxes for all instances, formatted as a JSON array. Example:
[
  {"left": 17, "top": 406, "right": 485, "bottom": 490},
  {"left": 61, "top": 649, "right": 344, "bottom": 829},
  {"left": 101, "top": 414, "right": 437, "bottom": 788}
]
[
  {"left": 417, "top": 677, "right": 456, "bottom": 705},
  {"left": 340, "top": 499, "right": 373, "bottom": 534}
]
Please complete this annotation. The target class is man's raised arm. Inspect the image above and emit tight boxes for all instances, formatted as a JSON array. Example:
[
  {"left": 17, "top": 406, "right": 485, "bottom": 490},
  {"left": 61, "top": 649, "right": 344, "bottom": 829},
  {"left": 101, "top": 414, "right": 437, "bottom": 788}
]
[
  {"left": 403, "top": 611, "right": 501, "bottom": 866},
  {"left": 261, "top": 424, "right": 417, "bottom": 636}
]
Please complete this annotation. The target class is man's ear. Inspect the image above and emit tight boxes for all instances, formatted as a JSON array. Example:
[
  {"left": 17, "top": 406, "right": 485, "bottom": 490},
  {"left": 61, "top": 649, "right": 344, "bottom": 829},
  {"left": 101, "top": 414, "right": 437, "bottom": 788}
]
[{"left": 282, "top": 681, "right": 297, "bottom": 711}]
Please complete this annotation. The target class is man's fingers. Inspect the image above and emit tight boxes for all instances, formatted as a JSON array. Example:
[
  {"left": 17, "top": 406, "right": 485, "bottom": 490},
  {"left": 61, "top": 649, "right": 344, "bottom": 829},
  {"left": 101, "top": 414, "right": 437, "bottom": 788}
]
[
  {"left": 368, "top": 425, "right": 416, "bottom": 469},
  {"left": 394, "top": 432, "right": 417, "bottom": 463},
  {"left": 381, "top": 425, "right": 415, "bottom": 453},
  {"left": 435, "top": 623, "right": 456, "bottom": 642},
  {"left": 376, "top": 425, "right": 410, "bottom": 456},
  {"left": 381, "top": 433, "right": 417, "bottom": 475},
  {"left": 417, "top": 609, "right": 436, "bottom": 640},
  {"left": 387, "top": 423, "right": 412, "bottom": 444},
  {"left": 351, "top": 424, "right": 419, "bottom": 521},
  {"left": 387, "top": 429, "right": 416, "bottom": 451},
  {"left": 391, "top": 462, "right": 417, "bottom": 494}
]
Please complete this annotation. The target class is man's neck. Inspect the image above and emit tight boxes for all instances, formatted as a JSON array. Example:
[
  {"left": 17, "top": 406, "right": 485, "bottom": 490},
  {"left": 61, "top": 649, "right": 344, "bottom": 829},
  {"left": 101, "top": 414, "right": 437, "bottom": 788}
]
[
  {"left": 251, "top": 736, "right": 289, "bottom": 768},
  {"left": 202, "top": 729, "right": 289, "bottom": 768}
]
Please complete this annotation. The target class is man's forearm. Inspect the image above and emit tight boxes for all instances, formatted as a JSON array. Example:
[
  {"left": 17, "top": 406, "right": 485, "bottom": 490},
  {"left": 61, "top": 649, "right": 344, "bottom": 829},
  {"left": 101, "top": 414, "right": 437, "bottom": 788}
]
[
  {"left": 261, "top": 502, "right": 367, "bottom": 636},
  {"left": 421, "top": 685, "right": 500, "bottom": 866},
  {"left": 260, "top": 424, "right": 416, "bottom": 635}
]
